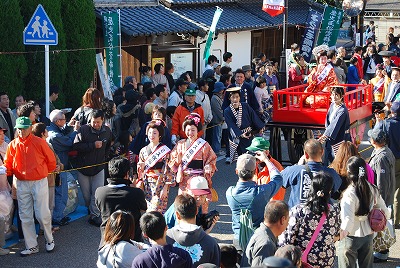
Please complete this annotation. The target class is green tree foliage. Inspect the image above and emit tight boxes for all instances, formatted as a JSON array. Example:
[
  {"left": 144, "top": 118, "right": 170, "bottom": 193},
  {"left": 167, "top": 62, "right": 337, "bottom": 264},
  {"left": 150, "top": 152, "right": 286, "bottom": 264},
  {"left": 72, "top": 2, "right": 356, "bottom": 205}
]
[
  {"left": 20, "top": 0, "right": 67, "bottom": 106},
  {"left": 61, "top": 0, "right": 96, "bottom": 109},
  {"left": 0, "top": 0, "right": 28, "bottom": 102}
]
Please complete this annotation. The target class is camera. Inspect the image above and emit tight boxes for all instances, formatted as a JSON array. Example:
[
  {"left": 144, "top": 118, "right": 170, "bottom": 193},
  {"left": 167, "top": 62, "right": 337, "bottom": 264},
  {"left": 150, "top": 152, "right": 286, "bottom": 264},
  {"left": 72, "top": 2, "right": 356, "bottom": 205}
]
[{"left": 197, "top": 210, "right": 219, "bottom": 230}]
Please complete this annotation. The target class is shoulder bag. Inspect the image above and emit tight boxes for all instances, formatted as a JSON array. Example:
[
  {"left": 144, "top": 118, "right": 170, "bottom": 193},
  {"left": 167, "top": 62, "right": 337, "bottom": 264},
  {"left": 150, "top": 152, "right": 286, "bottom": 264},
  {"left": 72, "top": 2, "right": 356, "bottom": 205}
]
[{"left": 301, "top": 210, "right": 327, "bottom": 268}]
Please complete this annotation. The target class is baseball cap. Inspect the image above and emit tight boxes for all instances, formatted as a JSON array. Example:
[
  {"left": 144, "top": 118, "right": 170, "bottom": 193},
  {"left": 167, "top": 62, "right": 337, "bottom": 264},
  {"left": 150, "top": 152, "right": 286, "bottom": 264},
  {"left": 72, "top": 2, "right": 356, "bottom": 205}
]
[
  {"left": 242, "top": 65, "right": 252, "bottom": 72},
  {"left": 368, "top": 128, "right": 386, "bottom": 143},
  {"left": 188, "top": 176, "right": 211, "bottom": 196},
  {"left": 246, "top": 137, "right": 270, "bottom": 151},
  {"left": 15, "top": 117, "right": 32, "bottom": 129},
  {"left": 391, "top": 101, "right": 400, "bottom": 114},
  {"left": 185, "top": 88, "right": 196, "bottom": 96},
  {"left": 236, "top": 153, "right": 256, "bottom": 171},
  {"left": 212, "top": 82, "right": 226, "bottom": 93}
]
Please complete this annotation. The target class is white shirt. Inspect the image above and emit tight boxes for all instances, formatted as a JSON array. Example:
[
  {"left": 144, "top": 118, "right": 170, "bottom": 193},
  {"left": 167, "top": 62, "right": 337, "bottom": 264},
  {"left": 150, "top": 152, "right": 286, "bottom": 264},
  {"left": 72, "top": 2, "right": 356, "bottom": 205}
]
[
  {"left": 341, "top": 184, "right": 389, "bottom": 237},
  {"left": 195, "top": 90, "right": 213, "bottom": 123},
  {"left": 168, "top": 91, "right": 183, "bottom": 108}
]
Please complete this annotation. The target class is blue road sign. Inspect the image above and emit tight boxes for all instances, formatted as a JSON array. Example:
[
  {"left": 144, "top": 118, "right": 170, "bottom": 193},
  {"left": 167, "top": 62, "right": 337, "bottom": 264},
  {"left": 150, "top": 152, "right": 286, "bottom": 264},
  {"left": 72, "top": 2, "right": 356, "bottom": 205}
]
[{"left": 23, "top": 4, "right": 58, "bottom": 46}]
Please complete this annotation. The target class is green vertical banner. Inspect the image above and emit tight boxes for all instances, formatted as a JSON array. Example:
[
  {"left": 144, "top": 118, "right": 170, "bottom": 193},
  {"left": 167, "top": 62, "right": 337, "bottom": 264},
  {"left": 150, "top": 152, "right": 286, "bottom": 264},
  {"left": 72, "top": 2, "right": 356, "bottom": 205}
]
[
  {"left": 102, "top": 11, "right": 121, "bottom": 91},
  {"left": 316, "top": 6, "right": 344, "bottom": 47},
  {"left": 203, "top": 7, "right": 223, "bottom": 63}
]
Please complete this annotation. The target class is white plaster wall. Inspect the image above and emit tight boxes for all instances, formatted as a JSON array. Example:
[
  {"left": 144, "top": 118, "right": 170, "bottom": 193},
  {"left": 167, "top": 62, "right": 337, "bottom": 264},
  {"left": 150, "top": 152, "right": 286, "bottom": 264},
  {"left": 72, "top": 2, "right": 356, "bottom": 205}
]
[
  {"left": 226, "top": 31, "right": 252, "bottom": 70},
  {"left": 198, "top": 31, "right": 252, "bottom": 76},
  {"left": 372, "top": 19, "right": 400, "bottom": 44}
]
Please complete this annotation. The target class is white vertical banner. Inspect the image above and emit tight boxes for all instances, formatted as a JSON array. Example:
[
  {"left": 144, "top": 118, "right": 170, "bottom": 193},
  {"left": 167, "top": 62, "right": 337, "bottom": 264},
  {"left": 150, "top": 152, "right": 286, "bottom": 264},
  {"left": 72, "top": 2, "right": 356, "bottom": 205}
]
[{"left": 96, "top": 53, "right": 112, "bottom": 99}]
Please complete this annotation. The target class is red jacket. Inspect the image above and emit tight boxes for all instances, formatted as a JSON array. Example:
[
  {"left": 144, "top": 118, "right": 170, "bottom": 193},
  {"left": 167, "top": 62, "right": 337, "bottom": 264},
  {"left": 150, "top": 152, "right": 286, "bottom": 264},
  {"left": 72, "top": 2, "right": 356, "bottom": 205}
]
[
  {"left": 353, "top": 53, "right": 363, "bottom": 79},
  {"left": 171, "top": 102, "right": 204, "bottom": 139},
  {"left": 4, "top": 134, "right": 56, "bottom": 181}
]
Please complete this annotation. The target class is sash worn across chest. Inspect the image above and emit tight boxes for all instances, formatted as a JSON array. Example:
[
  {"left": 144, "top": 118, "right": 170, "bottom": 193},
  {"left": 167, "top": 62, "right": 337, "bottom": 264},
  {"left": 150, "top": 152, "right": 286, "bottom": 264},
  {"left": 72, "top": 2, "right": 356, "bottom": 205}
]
[
  {"left": 181, "top": 138, "right": 207, "bottom": 170},
  {"left": 144, "top": 145, "right": 171, "bottom": 172},
  {"left": 316, "top": 64, "right": 333, "bottom": 85},
  {"left": 374, "top": 78, "right": 385, "bottom": 93}
]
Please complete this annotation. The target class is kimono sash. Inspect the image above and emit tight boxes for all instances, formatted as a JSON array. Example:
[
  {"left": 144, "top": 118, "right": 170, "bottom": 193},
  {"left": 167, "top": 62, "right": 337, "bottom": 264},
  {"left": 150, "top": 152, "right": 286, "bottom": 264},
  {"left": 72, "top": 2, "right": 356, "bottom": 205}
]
[
  {"left": 144, "top": 145, "right": 171, "bottom": 172},
  {"left": 316, "top": 64, "right": 333, "bottom": 85},
  {"left": 181, "top": 138, "right": 207, "bottom": 171},
  {"left": 373, "top": 78, "right": 385, "bottom": 93}
]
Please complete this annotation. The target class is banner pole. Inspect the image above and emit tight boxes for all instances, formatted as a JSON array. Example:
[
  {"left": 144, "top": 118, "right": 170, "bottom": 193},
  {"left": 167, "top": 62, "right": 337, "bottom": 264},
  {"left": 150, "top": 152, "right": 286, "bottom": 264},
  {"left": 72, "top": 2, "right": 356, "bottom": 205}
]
[
  {"left": 118, "top": 9, "right": 122, "bottom": 87},
  {"left": 279, "top": 0, "right": 288, "bottom": 89}
]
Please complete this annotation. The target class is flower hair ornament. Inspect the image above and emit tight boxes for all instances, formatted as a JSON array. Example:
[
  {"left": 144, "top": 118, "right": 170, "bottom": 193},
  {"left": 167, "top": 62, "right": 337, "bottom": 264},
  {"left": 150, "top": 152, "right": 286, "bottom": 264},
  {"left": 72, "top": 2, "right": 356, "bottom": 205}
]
[
  {"left": 185, "top": 113, "right": 201, "bottom": 126},
  {"left": 316, "top": 191, "right": 324, "bottom": 197},
  {"left": 153, "top": 119, "right": 165, "bottom": 127},
  {"left": 358, "top": 166, "right": 365, "bottom": 178},
  {"left": 312, "top": 44, "right": 329, "bottom": 57}
]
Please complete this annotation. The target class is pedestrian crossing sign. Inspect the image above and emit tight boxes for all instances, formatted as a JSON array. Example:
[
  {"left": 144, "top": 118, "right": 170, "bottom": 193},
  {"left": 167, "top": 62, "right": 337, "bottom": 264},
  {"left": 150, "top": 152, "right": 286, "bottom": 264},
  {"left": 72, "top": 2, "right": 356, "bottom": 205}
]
[{"left": 23, "top": 4, "right": 58, "bottom": 46}]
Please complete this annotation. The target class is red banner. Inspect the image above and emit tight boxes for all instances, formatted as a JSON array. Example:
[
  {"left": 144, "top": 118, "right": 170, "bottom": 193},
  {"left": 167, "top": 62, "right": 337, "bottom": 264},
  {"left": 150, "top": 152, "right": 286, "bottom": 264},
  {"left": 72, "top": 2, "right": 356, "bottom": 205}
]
[{"left": 262, "top": 0, "right": 285, "bottom": 17}]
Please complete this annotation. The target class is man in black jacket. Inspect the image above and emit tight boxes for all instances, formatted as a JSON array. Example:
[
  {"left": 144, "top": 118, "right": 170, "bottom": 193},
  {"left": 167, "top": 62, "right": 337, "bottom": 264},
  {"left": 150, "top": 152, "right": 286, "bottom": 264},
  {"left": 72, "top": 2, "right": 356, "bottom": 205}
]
[
  {"left": 73, "top": 109, "right": 112, "bottom": 226},
  {"left": 95, "top": 156, "right": 147, "bottom": 245}
]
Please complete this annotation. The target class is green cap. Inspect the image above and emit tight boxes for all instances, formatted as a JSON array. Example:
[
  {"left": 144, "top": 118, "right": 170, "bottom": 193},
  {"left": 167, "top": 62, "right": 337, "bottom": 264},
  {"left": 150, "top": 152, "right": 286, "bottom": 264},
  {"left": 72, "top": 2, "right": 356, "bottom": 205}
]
[
  {"left": 15, "top": 117, "right": 32, "bottom": 129},
  {"left": 246, "top": 137, "right": 270, "bottom": 151},
  {"left": 185, "top": 88, "right": 196, "bottom": 96}
]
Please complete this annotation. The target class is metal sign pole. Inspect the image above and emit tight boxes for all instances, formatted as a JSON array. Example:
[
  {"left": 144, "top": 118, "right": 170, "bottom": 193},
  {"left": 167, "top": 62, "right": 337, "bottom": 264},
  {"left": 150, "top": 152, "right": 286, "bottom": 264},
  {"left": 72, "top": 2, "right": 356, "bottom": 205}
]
[{"left": 45, "top": 45, "right": 50, "bottom": 118}]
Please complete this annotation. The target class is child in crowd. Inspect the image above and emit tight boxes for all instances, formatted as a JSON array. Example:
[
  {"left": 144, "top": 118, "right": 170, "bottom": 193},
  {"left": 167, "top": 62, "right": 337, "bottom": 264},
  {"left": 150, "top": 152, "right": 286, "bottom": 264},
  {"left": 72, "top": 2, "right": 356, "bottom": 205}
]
[
  {"left": 132, "top": 211, "right": 192, "bottom": 268},
  {"left": 220, "top": 245, "right": 239, "bottom": 268}
]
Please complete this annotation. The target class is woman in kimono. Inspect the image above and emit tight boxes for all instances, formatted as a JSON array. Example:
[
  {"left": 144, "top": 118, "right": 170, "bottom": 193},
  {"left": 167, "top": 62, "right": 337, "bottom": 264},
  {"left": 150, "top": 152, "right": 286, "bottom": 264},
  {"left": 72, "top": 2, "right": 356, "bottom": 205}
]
[
  {"left": 306, "top": 46, "right": 338, "bottom": 93},
  {"left": 369, "top": 64, "right": 391, "bottom": 102},
  {"left": 305, "top": 45, "right": 338, "bottom": 107},
  {"left": 169, "top": 113, "right": 217, "bottom": 213},
  {"left": 319, "top": 86, "right": 351, "bottom": 165},
  {"left": 137, "top": 120, "right": 174, "bottom": 214},
  {"left": 223, "top": 87, "right": 265, "bottom": 163}
]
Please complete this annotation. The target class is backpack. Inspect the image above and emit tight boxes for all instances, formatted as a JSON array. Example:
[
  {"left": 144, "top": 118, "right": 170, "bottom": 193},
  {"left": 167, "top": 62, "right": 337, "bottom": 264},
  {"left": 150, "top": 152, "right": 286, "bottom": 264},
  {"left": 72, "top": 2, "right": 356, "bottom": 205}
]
[{"left": 230, "top": 188, "right": 256, "bottom": 250}]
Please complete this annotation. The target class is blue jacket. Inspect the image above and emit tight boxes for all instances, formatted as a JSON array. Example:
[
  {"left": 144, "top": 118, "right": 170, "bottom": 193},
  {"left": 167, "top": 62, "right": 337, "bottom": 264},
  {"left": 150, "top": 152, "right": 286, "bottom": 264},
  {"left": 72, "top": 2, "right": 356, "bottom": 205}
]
[
  {"left": 347, "top": 65, "right": 360, "bottom": 85},
  {"left": 324, "top": 103, "right": 351, "bottom": 145},
  {"left": 132, "top": 244, "right": 192, "bottom": 268},
  {"left": 47, "top": 122, "right": 77, "bottom": 167},
  {"left": 226, "top": 172, "right": 283, "bottom": 240},
  {"left": 281, "top": 161, "right": 342, "bottom": 208}
]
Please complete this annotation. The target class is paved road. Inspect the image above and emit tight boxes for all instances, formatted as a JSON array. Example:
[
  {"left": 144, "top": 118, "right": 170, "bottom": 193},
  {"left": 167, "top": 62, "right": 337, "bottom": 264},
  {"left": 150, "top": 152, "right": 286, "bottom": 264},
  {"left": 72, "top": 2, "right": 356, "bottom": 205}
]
[{"left": 2, "top": 127, "right": 400, "bottom": 267}]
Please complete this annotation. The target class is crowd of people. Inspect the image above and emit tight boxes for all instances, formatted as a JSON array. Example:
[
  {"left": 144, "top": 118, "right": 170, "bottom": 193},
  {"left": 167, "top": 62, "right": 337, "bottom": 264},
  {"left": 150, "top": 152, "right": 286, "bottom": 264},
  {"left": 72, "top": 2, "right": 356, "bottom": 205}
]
[{"left": 0, "top": 39, "right": 399, "bottom": 268}]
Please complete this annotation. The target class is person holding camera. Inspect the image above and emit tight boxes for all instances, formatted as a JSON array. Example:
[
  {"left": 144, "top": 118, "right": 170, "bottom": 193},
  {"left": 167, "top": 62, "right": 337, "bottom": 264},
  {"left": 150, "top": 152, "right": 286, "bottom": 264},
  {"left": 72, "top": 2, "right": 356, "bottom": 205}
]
[
  {"left": 246, "top": 137, "right": 285, "bottom": 200},
  {"left": 226, "top": 152, "right": 282, "bottom": 252},
  {"left": 164, "top": 176, "right": 219, "bottom": 233},
  {"left": 166, "top": 193, "right": 220, "bottom": 267}
]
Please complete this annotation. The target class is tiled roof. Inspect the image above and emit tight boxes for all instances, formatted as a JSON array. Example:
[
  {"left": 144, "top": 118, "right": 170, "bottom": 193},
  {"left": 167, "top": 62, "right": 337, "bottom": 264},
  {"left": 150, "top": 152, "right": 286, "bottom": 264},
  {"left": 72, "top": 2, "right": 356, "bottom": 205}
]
[
  {"left": 162, "top": 0, "right": 236, "bottom": 5},
  {"left": 366, "top": 0, "right": 399, "bottom": 10},
  {"left": 173, "top": 4, "right": 273, "bottom": 32},
  {"left": 239, "top": 0, "right": 324, "bottom": 26},
  {"left": 95, "top": 5, "right": 203, "bottom": 37}
]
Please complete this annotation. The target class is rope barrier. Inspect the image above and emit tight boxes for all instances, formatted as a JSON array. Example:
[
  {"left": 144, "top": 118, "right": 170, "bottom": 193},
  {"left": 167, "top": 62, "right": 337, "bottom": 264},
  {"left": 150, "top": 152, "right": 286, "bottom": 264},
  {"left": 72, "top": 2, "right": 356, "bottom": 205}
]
[
  {"left": 47, "top": 123, "right": 225, "bottom": 175},
  {"left": 358, "top": 145, "right": 373, "bottom": 154},
  {"left": 49, "top": 161, "right": 110, "bottom": 175}
]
